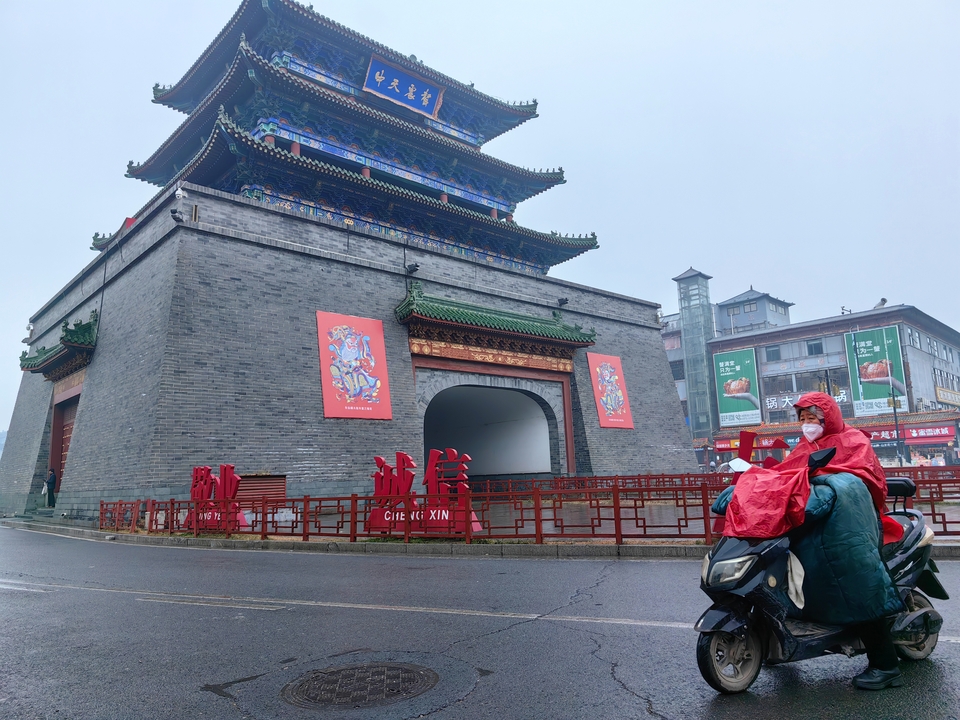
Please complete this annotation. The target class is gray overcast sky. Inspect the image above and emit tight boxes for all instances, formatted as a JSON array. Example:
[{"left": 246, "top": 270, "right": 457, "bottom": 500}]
[{"left": 1, "top": 1, "right": 957, "bottom": 431}]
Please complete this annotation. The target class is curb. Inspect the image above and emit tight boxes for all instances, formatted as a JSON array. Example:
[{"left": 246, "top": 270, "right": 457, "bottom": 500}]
[{"left": 4, "top": 519, "right": 960, "bottom": 559}]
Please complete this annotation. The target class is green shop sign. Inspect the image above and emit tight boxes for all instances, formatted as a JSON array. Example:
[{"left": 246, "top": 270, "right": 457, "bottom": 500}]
[
  {"left": 844, "top": 326, "right": 907, "bottom": 417},
  {"left": 714, "top": 348, "right": 761, "bottom": 427}
]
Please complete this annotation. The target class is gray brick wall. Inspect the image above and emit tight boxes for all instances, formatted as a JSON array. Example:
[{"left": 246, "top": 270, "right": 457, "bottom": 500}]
[
  {"left": 0, "top": 372, "right": 53, "bottom": 514},
  {"left": 0, "top": 184, "right": 696, "bottom": 518}
]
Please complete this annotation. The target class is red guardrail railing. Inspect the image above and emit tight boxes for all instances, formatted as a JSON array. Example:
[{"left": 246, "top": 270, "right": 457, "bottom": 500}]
[{"left": 100, "top": 469, "right": 960, "bottom": 542}]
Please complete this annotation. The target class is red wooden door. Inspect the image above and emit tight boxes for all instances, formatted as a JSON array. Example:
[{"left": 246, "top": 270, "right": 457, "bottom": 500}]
[{"left": 58, "top": 403, "right": 78, "bottom": 488}]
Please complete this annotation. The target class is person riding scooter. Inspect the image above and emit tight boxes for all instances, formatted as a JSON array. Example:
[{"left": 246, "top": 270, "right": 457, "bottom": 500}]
[{"left": 713, "top": 391, "right": 904, "bottom": 690}]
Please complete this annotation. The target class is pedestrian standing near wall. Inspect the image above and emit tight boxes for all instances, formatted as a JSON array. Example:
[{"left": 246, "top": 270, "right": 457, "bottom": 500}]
[{"left": 45, "top": 469, "right": 56, "bottom": 508}]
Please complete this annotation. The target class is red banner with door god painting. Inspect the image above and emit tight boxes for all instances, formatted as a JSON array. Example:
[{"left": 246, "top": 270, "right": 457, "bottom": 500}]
[
  {"left": 586, "top": 352, "right": 634, "bottom": 429},
  {"left": 316, "top": 311, "right": 393, "bottom": 419}
]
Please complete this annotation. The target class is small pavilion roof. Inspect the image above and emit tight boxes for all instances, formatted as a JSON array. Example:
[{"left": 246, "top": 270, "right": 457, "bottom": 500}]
[
  {"left": 717, "top": 286, "right": 794, "bottom": 308},
  {"left": 396, "top": 282, "right": 596, "bottom": 345},
  {"left": 19, "top": 311, "right": 99, "bottom": 375},
  {"left": 672, "top": 267, "right": 713, "bottom": 282}
]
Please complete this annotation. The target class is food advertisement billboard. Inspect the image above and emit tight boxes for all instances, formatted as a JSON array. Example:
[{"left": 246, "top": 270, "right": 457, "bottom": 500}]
[
  {"left": 715, "top": 349, "right": 761, "bottom": 427},
  {"left": 844, "top": 326, "right": 906, "bottom": 417}
]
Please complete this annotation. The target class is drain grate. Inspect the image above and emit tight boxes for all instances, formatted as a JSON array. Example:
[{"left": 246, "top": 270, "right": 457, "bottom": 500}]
[{"left": 281, "top": 662, "right": 439, "bottom": 709}]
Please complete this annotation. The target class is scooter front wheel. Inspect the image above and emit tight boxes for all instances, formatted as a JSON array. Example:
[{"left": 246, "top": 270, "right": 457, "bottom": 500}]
[{"left": 697, "top": 627, "right": 764, "bottom": 694}]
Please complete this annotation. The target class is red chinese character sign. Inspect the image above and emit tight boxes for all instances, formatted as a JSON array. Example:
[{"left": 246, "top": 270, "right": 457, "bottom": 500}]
[
  {"left": 316, "top": 311, "right": 393, "bottom": 419},
  {"left": 586, "top": 352, "right": 634, "bottom": 429},
  {"left": 368, "top": 448, "right": 482, "bottom": 535},
  {"left": 185, "top": 464, "right": 247, "bottom": 530}
]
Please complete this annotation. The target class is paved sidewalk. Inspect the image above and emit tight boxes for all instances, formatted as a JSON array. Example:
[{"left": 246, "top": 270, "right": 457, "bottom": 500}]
[{"left": 4, "top": 517, "right": 960, "bottom": 558}]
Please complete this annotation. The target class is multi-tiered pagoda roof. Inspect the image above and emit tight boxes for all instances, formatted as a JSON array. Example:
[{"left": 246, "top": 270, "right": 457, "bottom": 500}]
[{"left": 124, "top": 0, "right": 597, "bottom": 274}]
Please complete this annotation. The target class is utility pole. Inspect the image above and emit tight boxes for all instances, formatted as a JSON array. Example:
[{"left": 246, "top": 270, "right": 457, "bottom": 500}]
[
  {"left": 891, "top": 385, "right": 904, "bottom": 467},
  {"left": 883, "top": 330, "right": 904, "bottom": 467}
]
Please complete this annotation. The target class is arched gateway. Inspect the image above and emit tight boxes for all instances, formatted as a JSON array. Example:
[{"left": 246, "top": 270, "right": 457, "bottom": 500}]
[{"left": 421, "top": 381, "right": 563, "bottom": 480}]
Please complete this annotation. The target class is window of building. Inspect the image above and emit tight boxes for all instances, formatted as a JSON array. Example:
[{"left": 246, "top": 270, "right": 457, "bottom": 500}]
[
  {"left": 768, "top": 409, "right": 792, "bottom": 424},
  {"left": 778, "top": 305, "right": 786, "bottom": 315},
  {"left": 762, "top": 374, "right": 794, "bottom": 396},
  {"left": 765, "top": 345, "right": 781, "bottom": 362},
  {"left": 726, "top": 306, "right": 740, "bottom": 316},
  {"left": 806, "top": 339, "right": 824, "bottom": 356},
  {"left": 796, "top": 371, "right": 829, "bottom": 393},
  {"left": 769, "top": 301, "right": 778, "bottom": 313},
  {"left": 744, "top": 302, "right": 757, "bottom": 313},
  {"left": 669, "top": 360, "right": 685, "bottom": 381},
  {"left": 906, "top": 327, "right": 922, "bottom": 349}
]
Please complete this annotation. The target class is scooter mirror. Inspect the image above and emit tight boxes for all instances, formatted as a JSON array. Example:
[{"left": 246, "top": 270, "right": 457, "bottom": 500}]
[{"left": 808, "top": 447, "right": 836, "bottom": 470}]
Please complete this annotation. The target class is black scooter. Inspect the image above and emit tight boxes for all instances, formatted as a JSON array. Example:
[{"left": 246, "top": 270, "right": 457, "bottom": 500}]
[{"left": 695, "top": 448, "right": 949, "bottom": 694}]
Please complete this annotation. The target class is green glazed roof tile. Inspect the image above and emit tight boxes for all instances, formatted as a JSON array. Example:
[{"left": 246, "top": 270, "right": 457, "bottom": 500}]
[
  {"left": 396, "top": 282, "right": 595, "bottom": 344},
  {"left": 19, "top": 311, "right": 99, "bottom": 371}
]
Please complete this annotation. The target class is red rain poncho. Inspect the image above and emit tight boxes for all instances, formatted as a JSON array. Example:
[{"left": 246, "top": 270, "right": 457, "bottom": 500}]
[
  {"left": 777, "top": 391, "right": 888, "bottom": 512},
  {"left": 724, "top": 464, "right": 811, "bottom": 538}
]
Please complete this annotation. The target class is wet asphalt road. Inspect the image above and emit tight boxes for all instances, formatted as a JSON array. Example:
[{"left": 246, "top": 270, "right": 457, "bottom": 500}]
[{"left": 1, "top": 525, "right": 959, "bottom": 720}]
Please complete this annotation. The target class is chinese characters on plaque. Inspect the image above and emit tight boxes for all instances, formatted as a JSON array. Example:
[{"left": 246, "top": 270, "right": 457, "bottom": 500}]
[{"left": 363, "top": 55, "right": 445, "bottom": 119}]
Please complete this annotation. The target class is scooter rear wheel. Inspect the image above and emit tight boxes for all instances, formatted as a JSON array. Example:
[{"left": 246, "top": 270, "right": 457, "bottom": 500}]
[
  {"left": 897, "top": 591, "right": 939, "bottom": 661},
  {"left": 697, "top": 627, "right": 763, "bottom": 694}
]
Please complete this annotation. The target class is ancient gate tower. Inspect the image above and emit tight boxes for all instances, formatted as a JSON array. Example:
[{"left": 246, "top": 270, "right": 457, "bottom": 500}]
[{"left": 0, "top": 0, "right": 695, "bottom": 517}]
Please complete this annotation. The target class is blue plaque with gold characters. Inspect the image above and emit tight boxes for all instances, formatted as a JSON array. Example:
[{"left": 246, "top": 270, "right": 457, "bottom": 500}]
[{"left": 363, "top": 55, "right": 445, "bottom": 119}]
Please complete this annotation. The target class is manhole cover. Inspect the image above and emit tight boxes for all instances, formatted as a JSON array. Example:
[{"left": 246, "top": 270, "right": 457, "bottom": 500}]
[{"left": 281, "top": 662, "right": 440, "bottom": 709}]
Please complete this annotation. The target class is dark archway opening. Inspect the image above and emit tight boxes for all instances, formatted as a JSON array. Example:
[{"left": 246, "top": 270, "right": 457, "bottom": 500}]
[{"left": 423, "top": 386, "right": 556, "bottom": 484}]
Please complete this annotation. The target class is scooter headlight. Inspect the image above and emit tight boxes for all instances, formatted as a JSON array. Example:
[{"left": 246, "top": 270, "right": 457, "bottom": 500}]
[{"left": 706, "top": 555, "right": 757, "bottom": 586}]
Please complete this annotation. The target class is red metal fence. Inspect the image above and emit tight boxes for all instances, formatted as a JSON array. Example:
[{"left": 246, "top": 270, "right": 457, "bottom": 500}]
[{"left": 99, "top": 467, "right": 960, "bottom": 543}]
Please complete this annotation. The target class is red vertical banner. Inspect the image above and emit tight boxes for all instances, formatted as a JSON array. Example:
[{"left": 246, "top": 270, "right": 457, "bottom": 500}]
[
  {"left": 586, "top": 352, "right": 634, "bottom": 429},
  {"left": 316, "top": 311, "right": 393, "bottom": 419}
]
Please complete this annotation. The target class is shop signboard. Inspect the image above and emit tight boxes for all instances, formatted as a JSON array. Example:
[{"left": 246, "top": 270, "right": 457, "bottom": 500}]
[
  {"left": 935, "top": 386, "right": 960, "bottom": 408},
  {"left": 715, "top": 437, "right": 789, "bottom": 451},
  {"left": 715, "top": 349, "right": 761, "bottom": 427},
  {"left": 844, "top": 327, "right": 907, "bottom": 417}
]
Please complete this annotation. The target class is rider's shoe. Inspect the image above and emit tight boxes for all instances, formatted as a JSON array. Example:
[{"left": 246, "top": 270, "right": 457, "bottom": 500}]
[{"left": 852, "top": 666, "right": 903, "bottom": 690}]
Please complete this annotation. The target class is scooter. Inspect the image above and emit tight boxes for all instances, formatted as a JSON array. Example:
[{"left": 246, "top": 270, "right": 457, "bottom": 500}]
[{"left": 695, "top": 447, "right": 949, "bottom": 694}]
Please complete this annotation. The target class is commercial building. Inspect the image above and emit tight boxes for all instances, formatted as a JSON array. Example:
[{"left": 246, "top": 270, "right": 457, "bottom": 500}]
[{"left": 664, "top": 270, "right": 960, "bottom": 467}]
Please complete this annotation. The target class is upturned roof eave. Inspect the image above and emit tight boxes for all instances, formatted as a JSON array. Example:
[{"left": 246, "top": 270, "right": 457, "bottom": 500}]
[
  {"left": 154, "top": 0, "right": 537, "bottom": 124},
  {"left": 153, "top": 0, "right": 262, "bottom": 113},
  {"left": 166, "top": 113, "right": 598, "bottom": 254},
  {"left": 142, "top": 43, "right": 562, "bottom": 190}
]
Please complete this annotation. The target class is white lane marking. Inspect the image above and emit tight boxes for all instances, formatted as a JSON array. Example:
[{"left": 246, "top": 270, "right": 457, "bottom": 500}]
[
  {"left": 546, "top": 616, "right": 692, "bottom": 629},
  {"left": 0, "top": 583, "right": 47, "bottom": 593},
  {"left": 3, "top": 579, "right": 959, "bottom": 638},
  {"left": 0, "top": 578, "right": 692, "bottom": 627},
  {"left": 137, "top": 598, "right": 284, "bottom": 611}
]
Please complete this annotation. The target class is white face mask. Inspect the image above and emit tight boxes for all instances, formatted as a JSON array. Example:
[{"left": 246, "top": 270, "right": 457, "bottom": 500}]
[{"left": 802, "top": 423, "right": 824, "bottom": 442}]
